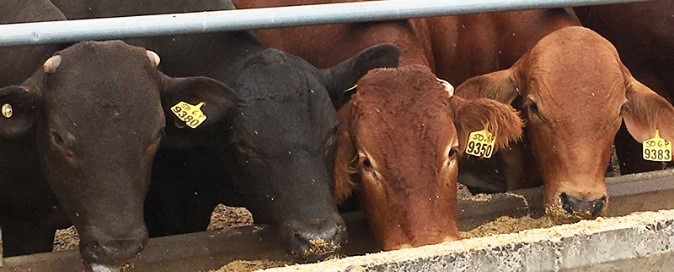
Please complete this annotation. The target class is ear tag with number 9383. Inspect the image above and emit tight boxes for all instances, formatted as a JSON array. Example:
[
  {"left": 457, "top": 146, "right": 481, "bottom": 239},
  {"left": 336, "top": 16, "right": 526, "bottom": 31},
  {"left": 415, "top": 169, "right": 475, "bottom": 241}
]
[
  {"left": 642, "top": 129, "right": 672, "bottom": 162},
  {"left": 466, "top": 127, "right": 496, "bottom": 158},
  {"left": 171, "top": 101, "right": 207, "bottom": 129}
]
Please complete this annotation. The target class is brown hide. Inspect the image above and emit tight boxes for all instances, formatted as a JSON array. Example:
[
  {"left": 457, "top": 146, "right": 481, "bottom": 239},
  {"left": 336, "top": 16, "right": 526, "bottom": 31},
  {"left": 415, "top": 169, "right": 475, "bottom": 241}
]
[
  {"left": 575, "top": 2, "right": 674, "bottom": 173},
  {"left": 333, "top": 65, "right": 522, "bottom": 249},
  {"left": 455, "top": 26, "right": 674, "bottom": 223},
  {"left": 233, "top": 0, "right": 434, "bottom": 68}
]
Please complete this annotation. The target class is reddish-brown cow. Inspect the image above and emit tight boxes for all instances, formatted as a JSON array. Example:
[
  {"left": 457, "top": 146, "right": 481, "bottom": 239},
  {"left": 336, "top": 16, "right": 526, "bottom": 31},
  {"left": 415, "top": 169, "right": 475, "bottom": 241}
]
[
  {"left": 427, "top": 10, "right": 674, "bottom": 223},
  {"left": 234, "top": 0, "right": 524, "bottom": 250},
  {"left": 575, "top": 2, "right": 674, "bottom": 173}
]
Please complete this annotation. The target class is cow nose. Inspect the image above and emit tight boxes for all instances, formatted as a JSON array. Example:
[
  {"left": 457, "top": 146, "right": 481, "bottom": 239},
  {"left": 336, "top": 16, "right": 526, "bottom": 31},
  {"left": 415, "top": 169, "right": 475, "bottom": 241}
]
[
  {"left": 560, "top": 193, "right": 606, "bottom": 218},
  {"left": 287, "top": 219, "right": 345, "bottom": 259},
  {"left": 80, "top": 226, "right": 148, "bottom": 266}
]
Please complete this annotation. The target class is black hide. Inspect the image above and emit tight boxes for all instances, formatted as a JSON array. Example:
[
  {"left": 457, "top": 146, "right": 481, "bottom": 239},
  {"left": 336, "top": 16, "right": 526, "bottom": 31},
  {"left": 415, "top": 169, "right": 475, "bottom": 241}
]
[
  {"left": 51, "top": 0, "right": 400, "bottom": 259},
  {"left": 0, "top": 0, "right": 69, "bottom": 257}
]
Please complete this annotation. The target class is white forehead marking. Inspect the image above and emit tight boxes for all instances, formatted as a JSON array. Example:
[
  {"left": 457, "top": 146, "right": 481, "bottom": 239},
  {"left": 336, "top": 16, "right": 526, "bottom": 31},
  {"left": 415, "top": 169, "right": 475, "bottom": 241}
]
[{"left": 437, "top": 78, "right": 454, "bottom": 98}]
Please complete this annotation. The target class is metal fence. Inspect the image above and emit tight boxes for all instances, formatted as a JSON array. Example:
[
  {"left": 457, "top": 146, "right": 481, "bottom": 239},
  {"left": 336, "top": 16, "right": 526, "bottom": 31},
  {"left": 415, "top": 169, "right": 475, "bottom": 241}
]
[{"left": 0, "top": 0, "right": 651, "bottom": 46}]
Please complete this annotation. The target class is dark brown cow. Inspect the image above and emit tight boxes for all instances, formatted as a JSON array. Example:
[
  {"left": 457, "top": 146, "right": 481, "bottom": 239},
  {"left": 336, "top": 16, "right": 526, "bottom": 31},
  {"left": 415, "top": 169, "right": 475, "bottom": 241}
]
[
  {"left": 1, "top": 40, "right": 237, "bottom": 270},
  {"left": 575, "top": 2, "right": 674, "bottom": 173},
  {"left": 426, "top": 9, "right": 674, "bottom": 223},
  {"left": 235, "top": 0, "right": 524, "bottom": 250}
]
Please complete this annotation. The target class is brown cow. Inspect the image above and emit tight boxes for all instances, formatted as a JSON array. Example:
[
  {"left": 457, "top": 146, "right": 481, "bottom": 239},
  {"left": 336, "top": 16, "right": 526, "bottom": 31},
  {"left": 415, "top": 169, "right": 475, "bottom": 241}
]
[
  {"left": 575, "top": 2, "right": 674, "bottom": 173},
  {"left": 235, "top": 0, "right": 524, "bottom": 250},
  {"left": 427, "top": 9, "right": 674, "bottom": 223}
]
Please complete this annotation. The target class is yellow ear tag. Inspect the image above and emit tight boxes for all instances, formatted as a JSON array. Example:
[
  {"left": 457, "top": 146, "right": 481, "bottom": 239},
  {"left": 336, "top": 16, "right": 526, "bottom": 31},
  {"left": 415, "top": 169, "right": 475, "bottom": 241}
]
[
  {"left": 642, "top": 129, "right": 672, "bottom": 162},
  {"left": 466, "top": 127, "right": 496, "bottom": 158},
  {"left": 1, "top": 103, "right": 12, "bottom": 119},
  {"left": 170, "top": 101, "right": 207, "bottom": 129}
]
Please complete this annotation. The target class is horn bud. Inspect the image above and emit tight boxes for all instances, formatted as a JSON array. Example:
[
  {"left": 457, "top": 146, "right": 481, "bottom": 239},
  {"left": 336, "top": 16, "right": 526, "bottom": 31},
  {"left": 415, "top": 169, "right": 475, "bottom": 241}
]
[
  {"left": 43, "top": 55, "right": 62, "bottom": 74},
  {"left": 146, "top": 50, "right": 161, "bottom": 68},
  {"left": 438, "top": 78, "right": 454, "bottom": 97}
]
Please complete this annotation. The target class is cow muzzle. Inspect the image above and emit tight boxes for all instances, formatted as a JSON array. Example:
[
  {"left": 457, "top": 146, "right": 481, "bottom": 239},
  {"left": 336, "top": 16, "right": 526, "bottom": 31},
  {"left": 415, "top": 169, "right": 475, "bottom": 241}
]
[
  {"left": 560, "top": 193, "right": 607, "bottom": 218},
  {"left": 546, "top": 192, "right": 608, "bottom": 223},
  {"left": 282, "top": 218, "right": 346, "bottom": 260},
  {"left": 79, "top": 226, "right": 148, "bottom": 267}
]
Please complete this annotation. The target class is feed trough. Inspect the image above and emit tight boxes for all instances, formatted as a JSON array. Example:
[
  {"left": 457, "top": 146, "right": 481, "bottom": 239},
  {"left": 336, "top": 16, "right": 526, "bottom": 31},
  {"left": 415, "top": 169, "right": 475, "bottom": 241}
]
[{"left": 1, "top": 169, "right": 673, "bottom": 271}]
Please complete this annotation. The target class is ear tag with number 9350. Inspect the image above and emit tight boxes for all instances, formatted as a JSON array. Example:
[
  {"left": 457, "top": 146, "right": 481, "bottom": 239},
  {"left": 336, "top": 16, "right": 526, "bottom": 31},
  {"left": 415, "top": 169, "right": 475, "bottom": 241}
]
[
  {"left": 466, "top": 128, "right": 496, "bottom": 158},
  {"left": 171, "top": 101, "right": 207, "bottom": 129},
  {"left": 642, "top": 129, "right": 672, "bottom": 162}
]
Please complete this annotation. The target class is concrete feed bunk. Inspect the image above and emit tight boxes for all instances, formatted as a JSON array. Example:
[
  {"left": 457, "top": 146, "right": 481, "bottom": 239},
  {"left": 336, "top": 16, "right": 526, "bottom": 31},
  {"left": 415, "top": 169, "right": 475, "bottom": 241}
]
[
  {"left": 266, "top": 210, "right": 674, "bottom": 272},
  {"left": 1, "top": 170, "right": 674, "bottom": 271}
]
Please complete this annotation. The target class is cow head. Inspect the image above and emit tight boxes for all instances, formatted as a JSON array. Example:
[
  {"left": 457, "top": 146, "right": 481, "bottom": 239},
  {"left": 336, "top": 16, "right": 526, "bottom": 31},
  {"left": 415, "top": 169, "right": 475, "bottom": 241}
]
[
  {"left": 0, "top": 40, "right": 236, "bottom": 270},
  {"left": 170, "top": 44, "right": 398, "bottom": 258},
  {"left": 455, "top": 26, "right": 674, "bottom": 223},
  {"left": 333, "top": 65, "right": 523, "bottom": 250}
]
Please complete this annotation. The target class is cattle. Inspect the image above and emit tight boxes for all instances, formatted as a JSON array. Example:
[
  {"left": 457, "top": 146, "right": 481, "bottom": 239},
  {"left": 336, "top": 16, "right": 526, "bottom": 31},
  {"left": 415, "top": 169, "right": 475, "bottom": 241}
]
[
  {"left": 426, "top": 9, "right": 674, "bottom": 223},
  {"left": 235, "top": 0, "right": 524, "bottom": 250},
  {"left": 51, "top": 0, "right": 401, "bottom": 259},
  {"left": 575, "top": 2, "right": 674, "bottom": 173},
  {"left": 0, "top": 0, "right": 70, "bottom": 257},
  {"left": 0, "top": 40, "right": 240, "bottom": 271}
]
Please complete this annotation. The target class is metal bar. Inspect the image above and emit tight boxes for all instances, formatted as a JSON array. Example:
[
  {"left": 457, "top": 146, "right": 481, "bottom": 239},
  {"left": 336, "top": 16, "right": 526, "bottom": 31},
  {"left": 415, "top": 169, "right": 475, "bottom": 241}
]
[{"left": 0, "top": 0, "right": 651, "bottom": 46}]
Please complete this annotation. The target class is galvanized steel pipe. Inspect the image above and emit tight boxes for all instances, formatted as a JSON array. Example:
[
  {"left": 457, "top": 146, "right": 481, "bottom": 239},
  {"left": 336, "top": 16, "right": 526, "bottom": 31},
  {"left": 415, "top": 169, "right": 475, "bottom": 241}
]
[{"left": 0, "top": 0, "right": 651, "bottom": 46}]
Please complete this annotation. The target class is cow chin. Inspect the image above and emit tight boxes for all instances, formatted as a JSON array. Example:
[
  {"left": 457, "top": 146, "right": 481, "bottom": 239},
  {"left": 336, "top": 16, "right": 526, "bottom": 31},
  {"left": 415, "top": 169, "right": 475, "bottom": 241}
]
[{"left": 543, "top": 183, "right": 608, "bottom": 224}]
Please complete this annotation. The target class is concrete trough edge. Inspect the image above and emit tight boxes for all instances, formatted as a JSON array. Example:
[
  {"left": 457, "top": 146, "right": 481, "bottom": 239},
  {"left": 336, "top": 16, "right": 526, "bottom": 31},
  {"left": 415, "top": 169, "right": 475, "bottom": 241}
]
[{"left": 265, "top": 209, "right": 674, "bottom": 272}]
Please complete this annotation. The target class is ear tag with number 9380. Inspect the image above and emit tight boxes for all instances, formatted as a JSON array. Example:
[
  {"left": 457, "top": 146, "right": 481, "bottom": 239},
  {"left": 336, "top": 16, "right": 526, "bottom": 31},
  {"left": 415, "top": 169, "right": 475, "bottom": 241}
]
[
  {"left": 642, "top": 129, "right": 672, "bottom": 162},
  {"left": 171, "top": 101, "right": 207, "bottom": 129},
  {"left": 466, "top": 128, "right": 496, "bottom": 158}
]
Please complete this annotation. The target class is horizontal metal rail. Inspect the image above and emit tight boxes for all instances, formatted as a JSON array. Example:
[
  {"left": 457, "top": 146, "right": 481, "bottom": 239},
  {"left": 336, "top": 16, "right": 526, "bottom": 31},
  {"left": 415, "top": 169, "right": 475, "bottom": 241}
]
[{"left": 0, "top": 0, "right": 651, "bottom": 46}]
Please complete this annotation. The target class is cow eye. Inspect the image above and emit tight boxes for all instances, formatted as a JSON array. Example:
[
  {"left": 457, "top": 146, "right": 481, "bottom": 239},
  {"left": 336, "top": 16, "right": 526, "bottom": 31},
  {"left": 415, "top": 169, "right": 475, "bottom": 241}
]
[
  {"left": 526, "top": 101, "right": 541, "bottom": 119},
  {"left": 448, "top": 147, "right": 459, "bottom": 159},
  {"left": 51, "top": 131, "right": 65, "bottom": 146},
  {"left": 362, "top": 158, "right": 372, "bottom": 169}
]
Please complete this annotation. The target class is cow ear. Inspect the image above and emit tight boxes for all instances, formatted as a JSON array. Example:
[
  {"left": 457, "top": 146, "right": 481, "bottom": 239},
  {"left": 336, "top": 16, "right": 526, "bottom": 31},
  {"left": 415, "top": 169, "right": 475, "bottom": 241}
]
[
  {"left": 451, "top": 96, "right": 524, "bottom": 153},
  {"left": 454, "top": 69, "right": 520, "bottom": 104},
  {"left": 322, "top": 43, "right": 400, "bottom": 108},
  {"left": 621, "top": 77, "right": 674, "bottom": 143},
  {"left": 333, "top": 103, "right": 358, "bottom": 204},
  {"left": 0, "top": 85, "right": 40, "bottom": 138},
  {"left": 159, "top": 72, "right": 238, "bottom": 129}
]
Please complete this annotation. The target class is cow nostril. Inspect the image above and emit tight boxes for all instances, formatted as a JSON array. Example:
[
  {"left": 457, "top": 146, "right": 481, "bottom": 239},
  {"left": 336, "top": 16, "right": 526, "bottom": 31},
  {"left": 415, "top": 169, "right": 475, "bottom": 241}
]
[
  {"left": 591, "top": 196, "right": 607, "bottom": 217},
  {"left": 560, "top": 193, "right": 573, "bottom": 214}
]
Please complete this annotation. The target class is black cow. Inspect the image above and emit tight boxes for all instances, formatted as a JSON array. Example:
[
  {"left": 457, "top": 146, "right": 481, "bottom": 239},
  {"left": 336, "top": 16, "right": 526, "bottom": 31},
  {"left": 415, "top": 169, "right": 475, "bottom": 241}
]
[
  {"left": 51, "top": 0, "right": 400, "bottom": 259},
  {"left": 0, "top": 0, "right": 69, "bottom": 257},
  {"left": 1, "top": 40, "right": 237, "bottom": 271}
]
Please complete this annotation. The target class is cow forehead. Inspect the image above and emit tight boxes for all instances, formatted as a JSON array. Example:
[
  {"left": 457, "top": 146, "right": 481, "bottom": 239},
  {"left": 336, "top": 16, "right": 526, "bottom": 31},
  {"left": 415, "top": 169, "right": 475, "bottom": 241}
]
[
  {"left": 43, "top": 42, "right": 163, "bottom": 133},
  {"left": 352, "top": 67, "right": 457, "bottom": 165},
  {"left": 233, "top": 49, "right": 326, "bottom": 100},
  {"left": 522, "top": 33, "right": 626, "bottom": 120}
]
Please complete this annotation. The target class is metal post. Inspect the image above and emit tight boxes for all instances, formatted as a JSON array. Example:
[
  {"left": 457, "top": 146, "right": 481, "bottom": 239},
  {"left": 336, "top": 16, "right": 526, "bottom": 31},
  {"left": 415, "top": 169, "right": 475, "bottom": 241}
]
[{"left": 0, "top": 0, "right": 651, "bottom": 46}]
